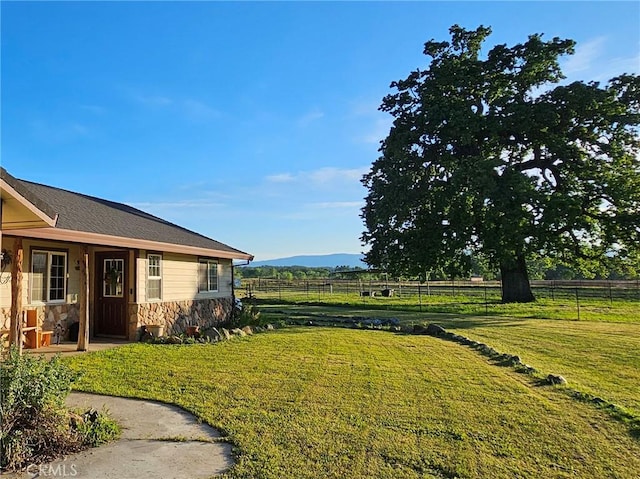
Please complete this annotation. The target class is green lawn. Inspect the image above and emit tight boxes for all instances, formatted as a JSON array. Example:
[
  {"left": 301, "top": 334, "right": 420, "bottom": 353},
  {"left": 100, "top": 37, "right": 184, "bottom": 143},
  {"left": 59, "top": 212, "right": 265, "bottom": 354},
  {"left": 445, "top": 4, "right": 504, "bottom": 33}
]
[
  {"left": 66, "top": 328, "right": 639, "bottom": 479},
  {"left": 261, "top": 304, "right": 640, "bottom": 418}
]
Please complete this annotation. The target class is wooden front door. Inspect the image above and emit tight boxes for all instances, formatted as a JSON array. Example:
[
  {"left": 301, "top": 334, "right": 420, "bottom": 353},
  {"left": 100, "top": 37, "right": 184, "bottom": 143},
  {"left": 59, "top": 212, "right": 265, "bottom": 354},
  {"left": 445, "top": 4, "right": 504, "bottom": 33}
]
[{"left": 95, "top": 251, "right": 128, "bottom": 337}]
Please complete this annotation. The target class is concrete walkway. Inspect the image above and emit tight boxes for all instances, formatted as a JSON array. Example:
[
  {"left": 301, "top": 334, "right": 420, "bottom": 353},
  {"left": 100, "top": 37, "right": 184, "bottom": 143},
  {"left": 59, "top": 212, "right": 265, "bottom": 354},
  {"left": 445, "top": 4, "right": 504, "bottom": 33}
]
[{"left": 6, "top": 393, "right": 234, "bottom": 479}]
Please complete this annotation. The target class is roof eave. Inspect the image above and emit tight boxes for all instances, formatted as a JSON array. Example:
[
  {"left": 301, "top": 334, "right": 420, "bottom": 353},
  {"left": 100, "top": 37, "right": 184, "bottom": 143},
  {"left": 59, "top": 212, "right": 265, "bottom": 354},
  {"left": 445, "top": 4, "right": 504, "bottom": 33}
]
[
  {"left": 0, "top": 169, "right": 58, "bottom": 229},
  {"left": 5, "top": 227, "right": 254, "bottom": 261}
]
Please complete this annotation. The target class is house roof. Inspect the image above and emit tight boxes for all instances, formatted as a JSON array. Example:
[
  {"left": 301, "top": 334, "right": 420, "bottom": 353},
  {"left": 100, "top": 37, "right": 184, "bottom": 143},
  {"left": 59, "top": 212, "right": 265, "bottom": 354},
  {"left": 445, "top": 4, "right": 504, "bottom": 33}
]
[
  {"left": 0, "top": 168, "right": 58, "bottom": 229},
  {"left": 1, "top": 169, "right": 253, "bottom": 261}
]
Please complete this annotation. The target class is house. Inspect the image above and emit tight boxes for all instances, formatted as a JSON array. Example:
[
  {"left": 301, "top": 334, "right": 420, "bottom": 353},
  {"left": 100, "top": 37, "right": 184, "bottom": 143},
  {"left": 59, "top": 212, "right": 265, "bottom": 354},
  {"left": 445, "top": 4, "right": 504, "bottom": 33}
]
[{"left": 0, "top": 168, "right": 253, "bottom": 349}]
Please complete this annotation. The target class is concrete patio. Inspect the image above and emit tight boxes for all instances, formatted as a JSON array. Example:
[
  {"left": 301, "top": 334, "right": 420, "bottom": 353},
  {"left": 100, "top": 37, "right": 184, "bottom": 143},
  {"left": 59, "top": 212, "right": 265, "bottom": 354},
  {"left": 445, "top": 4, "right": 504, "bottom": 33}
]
[{"left": 22, "top": 339, "right": 129, "bottom": 359}]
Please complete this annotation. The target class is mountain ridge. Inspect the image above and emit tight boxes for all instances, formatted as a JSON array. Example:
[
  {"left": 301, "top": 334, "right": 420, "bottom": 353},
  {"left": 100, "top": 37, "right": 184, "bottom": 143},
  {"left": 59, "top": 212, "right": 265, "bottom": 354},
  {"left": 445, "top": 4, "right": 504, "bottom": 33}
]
[{"left": 244, "top": 253, "right": 365, "bottom": 268}]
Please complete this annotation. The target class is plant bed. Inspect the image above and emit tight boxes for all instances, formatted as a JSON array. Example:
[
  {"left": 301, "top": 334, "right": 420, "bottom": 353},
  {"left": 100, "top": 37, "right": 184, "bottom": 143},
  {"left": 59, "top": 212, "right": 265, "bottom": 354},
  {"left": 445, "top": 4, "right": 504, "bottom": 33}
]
[{"left": 0, "top": 347, "right": 120, "bottom": 473}]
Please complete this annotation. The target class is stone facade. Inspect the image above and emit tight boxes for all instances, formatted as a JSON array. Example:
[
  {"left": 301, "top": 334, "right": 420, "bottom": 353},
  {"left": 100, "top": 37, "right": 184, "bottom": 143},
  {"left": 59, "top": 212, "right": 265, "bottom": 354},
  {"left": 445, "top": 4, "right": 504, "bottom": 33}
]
[
  {"left": 128, "top": 297, "right": 233, "bottom": 340},
  {"left": 0, "top": 304, "right": 80, "bottom": 340}
]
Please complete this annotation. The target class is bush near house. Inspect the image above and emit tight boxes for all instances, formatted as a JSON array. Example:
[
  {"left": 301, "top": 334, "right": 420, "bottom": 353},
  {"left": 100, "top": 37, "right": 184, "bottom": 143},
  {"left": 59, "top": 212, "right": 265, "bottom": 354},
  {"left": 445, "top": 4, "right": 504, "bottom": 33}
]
[{"left": 0, "top": 348, "right": 119, "bottom": 472}]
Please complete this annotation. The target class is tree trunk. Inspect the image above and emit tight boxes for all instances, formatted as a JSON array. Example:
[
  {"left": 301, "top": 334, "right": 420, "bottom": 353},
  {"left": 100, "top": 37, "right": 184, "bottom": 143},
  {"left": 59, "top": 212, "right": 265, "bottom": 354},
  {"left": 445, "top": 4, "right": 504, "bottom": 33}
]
[
  {"left": 10, "top": 237, "right": 23, "bottom": 349},
  {"left": 77, "top": 245, "right": 90, "bottom": 351},
  {"left": 500, "top": 254, "right": 535, "bottom": 303}
]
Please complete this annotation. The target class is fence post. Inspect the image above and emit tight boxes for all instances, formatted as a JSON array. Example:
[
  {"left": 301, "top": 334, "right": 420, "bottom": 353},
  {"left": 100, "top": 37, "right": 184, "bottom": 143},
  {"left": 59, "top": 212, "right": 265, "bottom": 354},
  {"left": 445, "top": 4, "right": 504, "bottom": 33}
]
[
  {"left": 575, "top": 287, "right": 581, "bottom": 321},
  {"left": 484, "top": 282, "right": 488, "bottom": 316},
  {"left": 608, "top": 280, "right": 613, "bottom": 305},
  {"left": 418, "top": 283, "right": 423, "bottom": 312}
]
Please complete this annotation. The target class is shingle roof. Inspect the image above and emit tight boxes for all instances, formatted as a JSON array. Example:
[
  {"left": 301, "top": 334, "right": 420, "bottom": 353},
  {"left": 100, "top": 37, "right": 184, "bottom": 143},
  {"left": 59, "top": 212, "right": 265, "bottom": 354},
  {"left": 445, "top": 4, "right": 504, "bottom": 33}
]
[
  {"left": 0, "top": 167, "right": 58, "bottom": 222},
  {"left": 10, "top": 174, "right": 251, "bottom": 258}
]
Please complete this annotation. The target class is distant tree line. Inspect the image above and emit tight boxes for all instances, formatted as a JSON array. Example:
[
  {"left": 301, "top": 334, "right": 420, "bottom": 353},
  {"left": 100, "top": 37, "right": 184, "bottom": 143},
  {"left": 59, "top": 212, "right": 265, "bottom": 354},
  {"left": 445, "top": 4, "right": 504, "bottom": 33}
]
[{"left": 236, "top": 255, "right": 638, "bottom": 282}]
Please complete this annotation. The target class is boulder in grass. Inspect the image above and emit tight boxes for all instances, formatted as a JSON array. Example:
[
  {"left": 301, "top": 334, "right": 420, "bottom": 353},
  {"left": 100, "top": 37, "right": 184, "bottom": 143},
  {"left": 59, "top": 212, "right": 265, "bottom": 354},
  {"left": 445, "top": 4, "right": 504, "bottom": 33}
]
[
  {"left": 426, "top": 323, "right": 446, "bottom": 336},
  {"left": 265, "top": 324, "right": 275, "bottom": 331},
  {"left": 231, "top": 328, "right": 246, "bottom": 337},
  {"left": 547, "top": 374, "right": 567, "bottom": 385},
  {"left": 221, "top": 328, "right": 231, "bottom": 340}
]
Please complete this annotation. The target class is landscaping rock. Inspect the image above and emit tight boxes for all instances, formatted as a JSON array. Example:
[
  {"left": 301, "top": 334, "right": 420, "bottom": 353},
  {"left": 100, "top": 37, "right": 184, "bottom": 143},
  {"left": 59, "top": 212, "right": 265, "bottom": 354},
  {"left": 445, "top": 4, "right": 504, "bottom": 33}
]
[
  {"left": 167, "top": 335, "right": 183, "bottom": 344},
  {"left": 547, "top": 374, "right": 567, "bottom": 385},
  {"left": 140, "top": 331, "right": 154, "bottom": 343},
  {"left": 426, "top": 323, "right": 446, "bottom": 336},
  {"left": 205, "top": 328, "right": 222, "bottom": 342},
  {"left": 221, "top": 328, "right": 231, "bottom": 340},
  {"left": 241, "top": 326, "right": 254, "bottom": 335},
  {"left": 231, "top": 328, "right": 246, "bottom": 337},
  {"left": 265, "top": 324, "right": 275, "bottom": 331},
  {"left": 412, "top": 324, "right": 428, "bottom": 335},
  {"left": 387, "top": 318, "right": 400, "bottom": 327}
]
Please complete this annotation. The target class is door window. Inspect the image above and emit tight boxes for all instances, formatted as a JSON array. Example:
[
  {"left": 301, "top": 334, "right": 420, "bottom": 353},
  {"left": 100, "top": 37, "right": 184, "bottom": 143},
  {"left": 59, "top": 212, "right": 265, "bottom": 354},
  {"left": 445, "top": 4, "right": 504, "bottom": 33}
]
[{"left": 103, "top": 259, "right": 124, "bottom": 297}]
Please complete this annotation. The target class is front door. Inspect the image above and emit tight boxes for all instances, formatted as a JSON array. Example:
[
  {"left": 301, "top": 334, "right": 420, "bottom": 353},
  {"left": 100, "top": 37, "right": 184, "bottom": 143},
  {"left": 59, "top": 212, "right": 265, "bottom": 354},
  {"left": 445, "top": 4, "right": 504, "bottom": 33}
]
[{"left": 95, "top": 251, "right": 128, "bottom": 337}]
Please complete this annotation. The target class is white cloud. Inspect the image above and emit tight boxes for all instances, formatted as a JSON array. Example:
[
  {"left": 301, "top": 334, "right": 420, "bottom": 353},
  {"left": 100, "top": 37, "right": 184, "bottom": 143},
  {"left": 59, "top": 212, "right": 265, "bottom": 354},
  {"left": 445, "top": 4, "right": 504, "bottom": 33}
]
[
  {"left": 310, "top": 201, "right": 363, "bottom": 209},
  {"left": 556, "top": 36, "right": 640, "bottom": 86},
  {"left": 128, "top": 199, "right": 225, "bottom": 210},
  {"left": 357, "top": 117, "right": 391, "bottom": 145},
  {"left": 297, "top": 109, "right": 324, "bottom": 127},
  {"left": 308, "top": 166, "right": 368, "bottom": 184},
  {"left": 265, "top": 166, "right": 368, "bottom": 186},
  {"left": 266, "top": 173, "right": 295, "bottom": 183},
  {"left": 79, "top": 104, "right": 106, "bottom": 114},
  {"left": 348, "top": 97, "right": 392, "bottom": 145},
  {"left": 29, "top": 119, "right": 92, "bottom": 143},
  {"left": 562, "top": 37, "right": 606, "bottom": 76},
  {"left": 133, "top": 94, "right": 173, "bottom": 107},
  {"left": 182, "top": 99, "right": 220, "bottom": 120},
  {"left": 129, "top": 89, "right": 220, "bottom": 121}
]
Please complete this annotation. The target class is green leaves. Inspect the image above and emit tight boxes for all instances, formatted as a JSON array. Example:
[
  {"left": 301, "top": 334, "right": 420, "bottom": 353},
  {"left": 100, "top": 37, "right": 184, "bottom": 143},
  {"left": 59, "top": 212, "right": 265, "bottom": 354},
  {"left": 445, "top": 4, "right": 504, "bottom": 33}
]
[{"left": 361, "top": 25, "right": 640, "bottom": 300}]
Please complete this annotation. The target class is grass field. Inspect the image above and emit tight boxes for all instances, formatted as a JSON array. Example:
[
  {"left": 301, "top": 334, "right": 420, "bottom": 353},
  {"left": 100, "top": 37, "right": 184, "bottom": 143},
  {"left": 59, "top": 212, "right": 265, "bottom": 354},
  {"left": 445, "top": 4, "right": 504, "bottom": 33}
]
[
  {"left": 247, "top": 291, "right": 639, "bottom": 322},
  {"left": 65, "top": 327, "right": 640, "bottom": 479}
]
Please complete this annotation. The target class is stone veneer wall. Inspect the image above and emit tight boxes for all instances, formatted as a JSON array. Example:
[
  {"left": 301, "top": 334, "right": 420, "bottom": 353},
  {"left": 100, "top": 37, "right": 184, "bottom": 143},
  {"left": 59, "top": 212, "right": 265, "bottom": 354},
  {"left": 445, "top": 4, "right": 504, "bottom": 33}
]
[
  {"left": 128, "top": 297, "right": 233, "bottom": 340},
  {"left": 0, "top": 304, "right": 80, "bottom": 340}
]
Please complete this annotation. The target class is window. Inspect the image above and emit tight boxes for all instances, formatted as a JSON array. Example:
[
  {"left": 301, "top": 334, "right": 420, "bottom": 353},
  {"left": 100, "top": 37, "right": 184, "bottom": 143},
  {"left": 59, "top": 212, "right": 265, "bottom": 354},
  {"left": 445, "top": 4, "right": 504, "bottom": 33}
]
[
  {"left": 198, "top": 260, "right": 218, "bottom": 292},
  {"left": 31, "top": 250, "right": 67, "bottom": 303},
  {"left": 147, "top": 254, "right": 162, "bottom": 300},
  {"left": 103, "top": 259, "right": 124, "bottom": 297}
]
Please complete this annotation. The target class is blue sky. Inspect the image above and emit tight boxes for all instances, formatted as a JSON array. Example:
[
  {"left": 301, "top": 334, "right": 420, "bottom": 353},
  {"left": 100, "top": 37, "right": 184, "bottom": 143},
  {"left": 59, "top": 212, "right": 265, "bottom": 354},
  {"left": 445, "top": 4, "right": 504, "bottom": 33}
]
[{"left": 2, "top": 1, "right": 639, "bottom": 261}]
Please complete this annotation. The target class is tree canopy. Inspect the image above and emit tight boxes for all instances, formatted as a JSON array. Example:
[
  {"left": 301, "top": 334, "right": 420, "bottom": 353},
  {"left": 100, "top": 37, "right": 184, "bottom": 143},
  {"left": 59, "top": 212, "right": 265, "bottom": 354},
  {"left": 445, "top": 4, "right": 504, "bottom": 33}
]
[{"left": 361, "top": 25, "right": 640, "bottom": 302}]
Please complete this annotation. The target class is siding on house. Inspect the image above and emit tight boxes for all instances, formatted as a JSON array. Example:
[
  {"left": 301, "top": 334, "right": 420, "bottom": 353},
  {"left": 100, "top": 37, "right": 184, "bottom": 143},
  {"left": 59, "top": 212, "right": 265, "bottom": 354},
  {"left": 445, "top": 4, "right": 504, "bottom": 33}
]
[
  {"left": 137, "top": 251, "right": 232, "bottom": 303},
  {"left": 0, "top": 237, "right": 83, "bottom": 310}
]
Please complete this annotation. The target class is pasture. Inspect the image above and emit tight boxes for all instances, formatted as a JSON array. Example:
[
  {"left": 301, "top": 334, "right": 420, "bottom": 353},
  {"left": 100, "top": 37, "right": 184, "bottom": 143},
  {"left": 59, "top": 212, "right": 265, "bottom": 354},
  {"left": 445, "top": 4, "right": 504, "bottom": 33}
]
[{"left": 241, "top": 278, "right": 639, "bottom": 322}]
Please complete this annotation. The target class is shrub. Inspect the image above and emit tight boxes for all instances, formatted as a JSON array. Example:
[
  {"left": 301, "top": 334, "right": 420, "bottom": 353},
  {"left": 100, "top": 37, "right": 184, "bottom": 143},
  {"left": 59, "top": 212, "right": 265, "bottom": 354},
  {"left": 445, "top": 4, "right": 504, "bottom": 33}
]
[
  {"left": 72, "top": 409, "right": 120, "bottom": 447},
  {"left": 0, "top": 347, "right": 119, "bottom": 472}
]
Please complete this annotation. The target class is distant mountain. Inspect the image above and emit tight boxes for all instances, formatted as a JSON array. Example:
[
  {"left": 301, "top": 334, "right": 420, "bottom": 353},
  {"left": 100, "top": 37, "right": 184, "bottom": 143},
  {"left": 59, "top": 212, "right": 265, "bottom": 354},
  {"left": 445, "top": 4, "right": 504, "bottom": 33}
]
[{"left": 245, "top": 253, "right": 366, "bottom": 269}]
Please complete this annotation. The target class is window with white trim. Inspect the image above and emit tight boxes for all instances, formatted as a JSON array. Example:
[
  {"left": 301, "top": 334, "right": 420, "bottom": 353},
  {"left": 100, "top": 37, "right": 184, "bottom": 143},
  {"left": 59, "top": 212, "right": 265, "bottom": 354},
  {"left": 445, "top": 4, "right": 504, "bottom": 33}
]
[
  {"left": 31, "top": 250, "right": 67, "bottom": 303},
  {"left": 198, "top": 260, "right": 218, "bottom": 292},
  {"left": 147, "top": 254, "right": 162, "bottom": 300}
]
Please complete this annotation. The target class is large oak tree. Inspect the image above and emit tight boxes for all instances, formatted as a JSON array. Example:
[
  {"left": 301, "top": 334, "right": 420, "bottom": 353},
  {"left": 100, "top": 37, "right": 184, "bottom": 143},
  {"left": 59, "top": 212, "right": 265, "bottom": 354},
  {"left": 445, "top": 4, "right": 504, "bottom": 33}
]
[{"left": 361, "top": 25, "right": 640, "bottom": 302}]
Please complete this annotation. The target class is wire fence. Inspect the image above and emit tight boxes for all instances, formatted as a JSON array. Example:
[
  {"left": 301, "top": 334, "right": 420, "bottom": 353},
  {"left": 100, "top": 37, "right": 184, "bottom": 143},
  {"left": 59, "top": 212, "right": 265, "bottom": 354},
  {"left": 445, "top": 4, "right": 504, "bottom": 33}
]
[{"left": 239, "top": 278, "right": 640, "bottom": 305}]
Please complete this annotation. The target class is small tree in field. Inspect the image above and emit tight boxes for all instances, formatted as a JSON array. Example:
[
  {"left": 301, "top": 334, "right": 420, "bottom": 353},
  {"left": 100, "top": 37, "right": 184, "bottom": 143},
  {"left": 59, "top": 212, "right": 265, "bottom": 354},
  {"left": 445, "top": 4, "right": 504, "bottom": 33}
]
[{"left": 361, "top": 25, "right": 640, "bottom": 302}]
